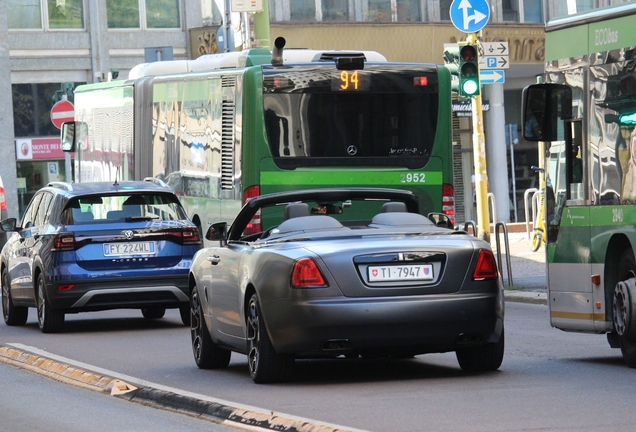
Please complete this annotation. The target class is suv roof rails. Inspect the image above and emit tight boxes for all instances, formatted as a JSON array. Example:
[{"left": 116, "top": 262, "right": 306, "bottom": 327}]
[
  {"left": 143, "top": 177, "right": 168, "bottom": 188},
  {"left": 47, "top": 182, "right": 73, "bottom": 191}
]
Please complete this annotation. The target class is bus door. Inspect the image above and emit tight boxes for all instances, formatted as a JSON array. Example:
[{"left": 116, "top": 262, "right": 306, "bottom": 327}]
[{"left": 547, "top": 119, "right": 595, "bottom": 330}]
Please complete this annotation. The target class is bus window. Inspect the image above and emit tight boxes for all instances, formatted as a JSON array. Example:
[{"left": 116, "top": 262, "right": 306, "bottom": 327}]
[{"left": 263, "top": 65, "right": 438, "bottom": 169}]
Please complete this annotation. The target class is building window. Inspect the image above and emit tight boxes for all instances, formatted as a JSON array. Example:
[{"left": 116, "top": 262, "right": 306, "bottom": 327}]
[
  {"left": 502, "top": 0, "right": 519, "bottom": 21},
  {"left": 396, "top": 0, "right": 421, "bottom": 21},
  {"left": 322, "top": 0, "right": 349, "bottom": 21},
  {"left": 107, "top": 0, "right": 180, "bottom": 29},
  {"left": 367, "top": 0, "right": 392, "bottom": 21},
  {"left": 523, "top": 0, "right": 543, "bottom": 22},
  {"left": 8, "top": 0, "right": 84, "bottom": 30},
  {"left": 439, "top": 0, "right": 452, "bottom": 21},
  {"left": 291, "top": 0, "right": 316, "bottom": 21}
]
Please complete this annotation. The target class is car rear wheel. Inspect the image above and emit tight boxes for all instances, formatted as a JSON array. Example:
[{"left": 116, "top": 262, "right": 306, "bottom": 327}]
[
  {"left": 456, "top": 328, "right": 505, "bottom": 373},
  {"left": 2, "top": 268, "right": 28, "bottom": 326},
  {"left": 190, "top": 285, "right": 231, "bottom": 369},
  {"left": 247, "top": 293, "right": 294, "bottom": 384},
  {"left": 36, "top": 273, "right": 64, "bottom": 333},
  {"left": 141, "top": 308, "right": 166, "bottom": 319}
]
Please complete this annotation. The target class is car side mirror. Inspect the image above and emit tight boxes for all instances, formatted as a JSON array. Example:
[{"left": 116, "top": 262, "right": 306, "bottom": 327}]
[
  {"left": 206, "top": 222, "right": 228, "bottom": 242},
  {"left": 0, "top": 218, "right": 18, "bottom": 232}
]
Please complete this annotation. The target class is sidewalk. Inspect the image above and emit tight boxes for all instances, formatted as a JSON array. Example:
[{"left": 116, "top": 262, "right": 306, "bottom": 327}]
[{"left": 491, "top": 228, "right": 548, "bottom": 305}]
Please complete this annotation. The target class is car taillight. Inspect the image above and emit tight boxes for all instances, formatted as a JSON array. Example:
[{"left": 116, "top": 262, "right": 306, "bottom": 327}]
[
  {"left": 167, "top": 227, "right": 202, "bottom": 245},
  {"left": 0, "top": 185, "right": 5, "bottom": 211},
  {"left": 473, "top": 249, "right": 498, "bottom": 280},
  {"left": 442, "top": 183, "right": 455, "bottom": 226},
  {"left": 291, "top": 258, "right": 327, "bottom": 288},
  {"left": 181, "top": 227, "right": 201, "bottom": 245},
  {"left": 243, "top": 185, "right": 261, "bottom": 235},
  {"left": 52, "top": 233, "right": 76, "bottom": 251}
]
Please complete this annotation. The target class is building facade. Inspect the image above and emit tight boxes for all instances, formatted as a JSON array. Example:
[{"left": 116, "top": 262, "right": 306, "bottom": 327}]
[{"left": 2, "top": 0, "right": 630, "bottom": 222}]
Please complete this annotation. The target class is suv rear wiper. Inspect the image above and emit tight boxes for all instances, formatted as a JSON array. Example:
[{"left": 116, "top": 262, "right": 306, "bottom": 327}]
[{"left": 125, "top": 215, "right": 159, "bottom": 222}]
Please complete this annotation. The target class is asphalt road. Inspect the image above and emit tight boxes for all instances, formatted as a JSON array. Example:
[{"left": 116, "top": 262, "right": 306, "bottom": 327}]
[
  {"left": 2, "top": 302, "right": 636, "bottom": 432},
  {"left": 0, "top": 360, "right": 236, "bottom": 432}
]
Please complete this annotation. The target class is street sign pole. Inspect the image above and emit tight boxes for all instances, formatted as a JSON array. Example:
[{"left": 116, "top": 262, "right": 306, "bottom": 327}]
[
  {"left": 449, "top": 0, "right": 491, "bottom": 241},
  {"left": 467, "top": 32, "right": 490, "bottom": 242}
]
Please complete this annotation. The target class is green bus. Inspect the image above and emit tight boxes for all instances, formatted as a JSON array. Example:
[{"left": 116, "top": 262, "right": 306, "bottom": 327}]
[
  {"left": 63, "top": 38, "right": 455, "bottom": 235},
  {"left": 522, "top": 3, "right": 636, "bottom": 367}
]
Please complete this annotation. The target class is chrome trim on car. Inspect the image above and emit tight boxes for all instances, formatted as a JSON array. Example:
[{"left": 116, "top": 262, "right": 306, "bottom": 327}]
[{"left": 70, "top": 286, "right": 189, "bottom": 308}]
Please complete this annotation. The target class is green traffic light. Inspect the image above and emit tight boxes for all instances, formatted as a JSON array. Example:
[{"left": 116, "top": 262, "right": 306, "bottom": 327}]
[
  {"left": 461, "top": 79, "right": 479, "bottom": 96},
  {"left": 458, "top": 43, "right": 480, "bottom": 97}
]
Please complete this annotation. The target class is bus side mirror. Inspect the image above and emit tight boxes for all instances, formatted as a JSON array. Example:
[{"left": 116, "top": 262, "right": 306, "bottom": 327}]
[
  {"left": 521, "top": 84, "right": 572, "bottom": 142},
  {"left": 61, "top": 121, "right": 88, "bottom": 152}
]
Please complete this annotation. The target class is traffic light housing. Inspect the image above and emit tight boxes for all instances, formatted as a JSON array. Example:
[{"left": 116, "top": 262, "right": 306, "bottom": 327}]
[
  {"left": 442, "top": 44, "right": 460, "bottom": 94},
  {"left": 459, "top": 43, "right": 480, "bottom": 97}
]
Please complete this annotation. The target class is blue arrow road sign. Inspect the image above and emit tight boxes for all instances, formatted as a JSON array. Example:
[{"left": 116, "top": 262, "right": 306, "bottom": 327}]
[
  {"left": 450, "top": 0, "right": 490, "bottom": 33},
  {"left": 480, "top": 70, "right": 505, "bottom": 84}
]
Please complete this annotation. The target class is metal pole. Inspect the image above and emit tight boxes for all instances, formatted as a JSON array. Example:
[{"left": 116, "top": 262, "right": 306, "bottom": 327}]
[
  {"left": 509, "top": 124, "right": 518, "bottom": 222},
  {"left": 252, "top": 0, "right": 270, "bottom": 48},
  {"left": 468, "top": 32, "right": 490, "bottom": 242}
]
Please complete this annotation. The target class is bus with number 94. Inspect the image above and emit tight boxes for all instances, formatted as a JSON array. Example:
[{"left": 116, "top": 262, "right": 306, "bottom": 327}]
[{"left": 61, "top": 37, "right": 455, "bottom": 236}]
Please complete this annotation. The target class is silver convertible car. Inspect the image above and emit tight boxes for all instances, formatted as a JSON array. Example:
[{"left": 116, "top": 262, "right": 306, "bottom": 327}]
[{"left": 188, "top": 188, "right": 504, "bottom": 383}]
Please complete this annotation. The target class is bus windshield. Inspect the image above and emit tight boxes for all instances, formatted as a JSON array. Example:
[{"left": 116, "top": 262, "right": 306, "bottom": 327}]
[{"left": 262, "top": 65, "right": 439, "bottom": 169}]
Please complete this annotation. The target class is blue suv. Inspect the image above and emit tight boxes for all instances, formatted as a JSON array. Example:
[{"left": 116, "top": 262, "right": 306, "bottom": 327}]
[{"left": 1, "top": 180, "right": 202, "bottom": 333}]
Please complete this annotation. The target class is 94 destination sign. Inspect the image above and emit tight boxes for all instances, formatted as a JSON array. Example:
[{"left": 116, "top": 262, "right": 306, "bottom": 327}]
[{"left": 333, "top": 70, "right": 370, "bottom": 91}]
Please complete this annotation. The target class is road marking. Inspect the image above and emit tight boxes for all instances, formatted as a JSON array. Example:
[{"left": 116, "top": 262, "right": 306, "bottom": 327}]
[{"left": 3, "top": 343, "right": 366, "bottom": 432}]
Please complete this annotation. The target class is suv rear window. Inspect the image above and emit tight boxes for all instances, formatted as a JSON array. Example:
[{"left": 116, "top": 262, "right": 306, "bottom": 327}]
[{"left": 63, "top": 193, "right": 188, "bottom": 225}]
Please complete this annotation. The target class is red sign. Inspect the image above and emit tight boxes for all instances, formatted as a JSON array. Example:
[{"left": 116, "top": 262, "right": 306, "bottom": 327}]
[{"left": 50, "top": 100, "right": 75, "bottom": 129}]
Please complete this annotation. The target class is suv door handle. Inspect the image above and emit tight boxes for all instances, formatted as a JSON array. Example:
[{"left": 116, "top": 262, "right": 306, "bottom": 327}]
[{"left": 207, "top": 255, "right": 220, "bottom": 265}]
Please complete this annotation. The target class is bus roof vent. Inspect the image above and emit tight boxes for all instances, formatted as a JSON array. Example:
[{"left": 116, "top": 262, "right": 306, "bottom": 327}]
[
  {"left": 319, "top": 52, "right": 365, "bottom": 61},
  {"left": 282, "top": 49, "right": 387, "bottom": 64},
  {"left": 189, "top": 52, "right": 245, "bottom": 72}
]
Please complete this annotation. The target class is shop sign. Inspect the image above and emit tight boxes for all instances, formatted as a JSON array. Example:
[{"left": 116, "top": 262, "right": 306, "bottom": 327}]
[{"left": 15, "top": 137, "right": 66, "bottom": 160}]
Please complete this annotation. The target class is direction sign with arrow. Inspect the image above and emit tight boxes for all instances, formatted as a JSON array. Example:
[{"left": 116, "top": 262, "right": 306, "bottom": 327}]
[
  {"left": 450, "top": 0, "right": 490, "bottom": 33},
  {"left": 480, "top": 70, "right": 505, "bottom": 84},
  {"left": 481, "top": 55, "right": 509, "bottom": 69},
  {"left": 481, "top": 41, "right": 508, "bottom": 56}
]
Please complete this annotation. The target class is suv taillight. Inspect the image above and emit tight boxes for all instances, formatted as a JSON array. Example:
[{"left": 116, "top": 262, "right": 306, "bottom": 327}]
[
  {"left": 167, "top": 227, "right": 202, "bottom": 245},
  {"left": 181, "top": 227, "right": 202, "bottom": 245},
  {"left": 52, "top": 233, "right": 76, "bottom": 251}
]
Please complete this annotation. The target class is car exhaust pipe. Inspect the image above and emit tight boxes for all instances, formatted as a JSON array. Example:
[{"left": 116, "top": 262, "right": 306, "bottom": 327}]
[
  {"left": 455, "top": 333, "right": 483, "bottom": 345},
  {"left": 322, "top": 339, "right": 352, "bottom": 352},
  {"left": 271, "top": 37, "right": 286, "bottom": 66}
]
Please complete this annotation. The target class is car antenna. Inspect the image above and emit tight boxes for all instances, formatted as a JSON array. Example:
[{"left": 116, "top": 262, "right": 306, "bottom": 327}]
[{"left": 113, "top": 166, "right": 120, "bottom": 186}]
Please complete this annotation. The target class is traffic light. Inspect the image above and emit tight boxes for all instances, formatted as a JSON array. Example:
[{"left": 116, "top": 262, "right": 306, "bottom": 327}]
[
  {"left": 459, "top": 43, "right": 480, "bottom": 97},
  {"left": 442, "top": 44, "right": 460, "bottom": 94}
]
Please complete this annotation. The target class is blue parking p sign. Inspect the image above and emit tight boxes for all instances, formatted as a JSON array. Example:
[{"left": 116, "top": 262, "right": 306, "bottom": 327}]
[{"left": 450, "top": 0, "right": 490, "bottom": 33}]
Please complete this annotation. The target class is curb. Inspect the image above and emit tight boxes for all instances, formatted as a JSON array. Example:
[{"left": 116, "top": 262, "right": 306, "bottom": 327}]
[
  {"left": 0, "top": 346, "right": 359, "bottom": 432},
  {"left": 504, "top": 290, "right": 547, "bottom": 305}
]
